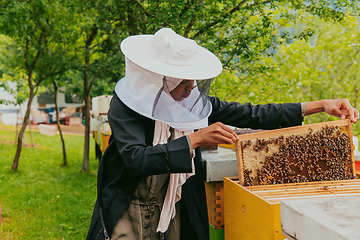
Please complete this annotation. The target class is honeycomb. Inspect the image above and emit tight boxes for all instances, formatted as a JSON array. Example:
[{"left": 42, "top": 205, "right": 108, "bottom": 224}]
[{"left": 240, "top": 125, "right": 354, "bottom": 186}]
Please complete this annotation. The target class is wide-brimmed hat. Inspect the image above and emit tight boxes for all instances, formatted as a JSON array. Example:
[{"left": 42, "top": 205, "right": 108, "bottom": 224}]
[{"left": 120, "top": 28, "right": 222, "bottom": 80}]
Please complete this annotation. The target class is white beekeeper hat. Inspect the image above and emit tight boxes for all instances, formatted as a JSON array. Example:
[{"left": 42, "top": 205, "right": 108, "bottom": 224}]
[
  {"left": 115, "top": 28, "right": 222, "bottom": 130},
  {"left": 120, "top": 28, "right": 222, "bottom": 80}
]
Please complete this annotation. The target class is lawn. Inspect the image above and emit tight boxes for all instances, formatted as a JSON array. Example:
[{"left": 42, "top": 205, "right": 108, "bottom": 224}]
[{"left": 0, "top": 124, "right": 99, "bottom": 239}]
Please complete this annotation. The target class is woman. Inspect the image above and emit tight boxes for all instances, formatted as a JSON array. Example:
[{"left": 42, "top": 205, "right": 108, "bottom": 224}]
[{"left": 86, "top": 28, "right": 359, "bottom": 240}]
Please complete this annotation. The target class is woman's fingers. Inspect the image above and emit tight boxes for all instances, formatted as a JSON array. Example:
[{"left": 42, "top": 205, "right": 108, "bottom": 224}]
[
  {"left": 324, "top": 99, "right": 359, "bottom": 123},
  {"left": 216, "top": 122, "right": 239, "bottom": 142},
  {"left": 188, "top": 122, "right": 239, "bottom": 149},
  {"left": 200, "top": 122, "right": 238, "bottom": 144}
]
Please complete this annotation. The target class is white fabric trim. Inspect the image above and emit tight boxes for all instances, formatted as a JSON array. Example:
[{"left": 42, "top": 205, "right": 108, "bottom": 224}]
[{"left": 152, "top": 121, "right": 195, "bottom": 233}]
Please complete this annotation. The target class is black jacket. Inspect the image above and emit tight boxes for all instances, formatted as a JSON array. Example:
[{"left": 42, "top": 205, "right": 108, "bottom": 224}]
[{"left": 86, "top": 93, "right": 303, "bottom": 240}]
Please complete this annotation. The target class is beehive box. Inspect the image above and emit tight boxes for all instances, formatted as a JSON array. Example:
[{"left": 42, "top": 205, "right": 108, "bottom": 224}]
[
  {"left": 224, "top": 177, "right": 360, "bottom": 240},
  {"left": 235, "top": 119, "right": 355, "bottom": 186},
  {"left": 224, "top": 119, "right": 358, "bottom": 239},
  {"left": 205, "top": 181, "right": 224, "bottom": 230}
]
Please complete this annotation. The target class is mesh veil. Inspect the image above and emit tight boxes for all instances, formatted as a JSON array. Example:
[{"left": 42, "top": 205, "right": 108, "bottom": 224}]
[
  {"left": 152, "top": 77, "right": 213, "bottom": 126},
  {"left": 115, "top": 58, "right": 213, "bottom": 130}
]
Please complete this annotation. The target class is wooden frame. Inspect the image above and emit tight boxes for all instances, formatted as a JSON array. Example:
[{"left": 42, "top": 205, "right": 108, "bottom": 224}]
[{"left": 235, "top": 119, "right": 355, "bottom": 186}]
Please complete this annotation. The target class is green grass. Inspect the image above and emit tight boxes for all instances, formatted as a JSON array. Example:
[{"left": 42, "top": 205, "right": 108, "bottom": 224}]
[{"left": 0, "top": 124, "right": 99, "bottom": 239}]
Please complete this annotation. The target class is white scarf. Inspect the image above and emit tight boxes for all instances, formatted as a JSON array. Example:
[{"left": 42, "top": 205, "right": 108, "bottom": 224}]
[{"left": 153, "top": 121, "right": 195, "bottom": 233}]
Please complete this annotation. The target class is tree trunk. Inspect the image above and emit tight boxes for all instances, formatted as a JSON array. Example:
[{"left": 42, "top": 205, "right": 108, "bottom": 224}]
[
  {"left": 28, "top": 119, "right": 34, "bottom": 147},
  {"left": 12, "top": 86, "right": 35, "bottom": 171},
  {"left": 15, "top": 110, "right": 19, "bottom": 144},
  {"left": 53, "top": 82, "right": 67, "bottom": 166},
  {"left": 82, "top": 72, "right": 91, "bottom": 172},
  {"left": 82, "top": 26, "right": 98, "bottom": 172}
]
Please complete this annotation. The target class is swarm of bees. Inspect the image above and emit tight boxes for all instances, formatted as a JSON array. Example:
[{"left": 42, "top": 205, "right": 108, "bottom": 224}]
[{"left": 241, "top": 125, "right": 354, "bottom": 186}]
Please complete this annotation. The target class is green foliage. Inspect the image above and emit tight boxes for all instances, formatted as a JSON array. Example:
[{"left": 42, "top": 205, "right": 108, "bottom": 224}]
[
  {"left": 2, "top": 0, "right": 359, "bottom": 98},
  {"left": 0, "top": 124, "right": 97, "bottom": 238},
  {"left": 63, "top": 0, "right": 360, "bottom": 95},
  {"left": 1, "top": 0, "right": 360, "bottom": 158},
  {"left": 215, "top": 13, "right": 360, "bottom": 136},
  {"left": 0, "top": 71, "right": 29, "bottom": 105},
  {"left": 273, "top": 14, "right": 360, "bottom": 136},
  {"left": 63, "top": 0, "right": 126, "bottom": 93},
  {"left": 0, "top": 0, "right": 80, "bottom": 110},
  {"left": 0, "top": 0, "right": 73, "bottom": 73},
  {"left": 0, "top": 35, "right": 28, "bottom": 105}
]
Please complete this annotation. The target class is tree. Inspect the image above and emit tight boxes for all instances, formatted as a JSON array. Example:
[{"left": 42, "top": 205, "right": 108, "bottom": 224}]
[
  {"left": 0, "top": 0, "right": 76, "bottom": 170},
  {"left": 77, "top": 0, "right": 359, "bottom": 171},
  {"left": 52, "top": 76, "right": 68, "bottom": 166},
  {"left": 66, "top": 0, "right": 126, "bottom": 171}
]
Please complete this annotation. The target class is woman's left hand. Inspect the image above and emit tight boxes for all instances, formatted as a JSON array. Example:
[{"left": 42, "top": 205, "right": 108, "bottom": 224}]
[
  {"left": 323, "top": 99, "right": 359, "bottom": 123},
  {"left": 305, "top": 99, "right": 359, "bottom": 123}
]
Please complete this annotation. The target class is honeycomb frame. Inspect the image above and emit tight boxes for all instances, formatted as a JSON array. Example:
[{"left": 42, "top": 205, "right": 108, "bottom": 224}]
[{"left": 235, "top": 119, "right": 355, "bottom": 186}]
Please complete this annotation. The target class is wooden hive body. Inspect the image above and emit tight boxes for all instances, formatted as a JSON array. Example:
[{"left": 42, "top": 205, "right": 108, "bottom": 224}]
[{"left": 205, "top": 181, "right": 224, "bottom": 230}]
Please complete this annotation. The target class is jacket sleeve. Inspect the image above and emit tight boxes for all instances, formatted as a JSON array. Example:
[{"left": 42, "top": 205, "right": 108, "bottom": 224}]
[
  {"left": 208, "top": 96, "right": 303, "bottom": 130},
  {"left": 108, "top": 93, "right": 193, "bottom": 177}
]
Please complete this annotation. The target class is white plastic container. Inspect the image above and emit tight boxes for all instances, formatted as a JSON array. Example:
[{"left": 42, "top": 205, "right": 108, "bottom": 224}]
[
  {"left": 90, "top": 118, "right": 102, "bottom": 131},
  {"left": 98, "top": 95, "right": 112, "bottom": 115},
  {"left": 38, "top": 124, "right": 56, "bottom": 136},
  {"left": 91, "top": 96, "right": 99, "bottom": 118}
]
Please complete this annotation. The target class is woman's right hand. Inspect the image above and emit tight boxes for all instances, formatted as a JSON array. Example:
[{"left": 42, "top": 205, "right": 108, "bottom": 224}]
[{"left": 188, "top": 122, "right": 239, "bottom": 149}]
